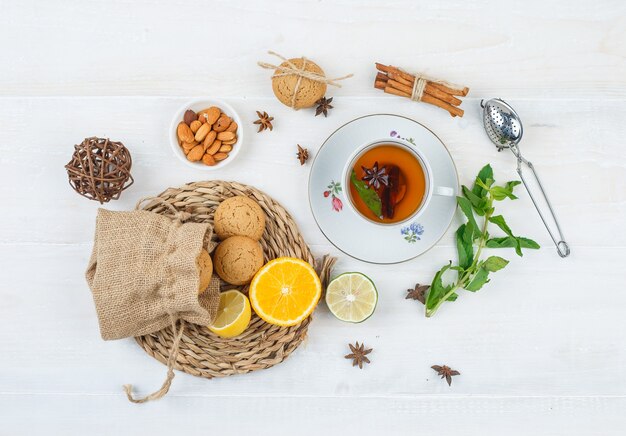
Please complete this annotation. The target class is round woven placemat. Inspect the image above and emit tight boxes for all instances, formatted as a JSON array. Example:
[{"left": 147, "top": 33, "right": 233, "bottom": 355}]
[{"left": 135, "top": 180, "right": 330, "bottom": 379}]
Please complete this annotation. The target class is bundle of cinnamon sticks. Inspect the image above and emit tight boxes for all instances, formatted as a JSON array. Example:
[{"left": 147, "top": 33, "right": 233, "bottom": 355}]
[{"left": 374, "top": 63, "right": 469, "bottom": 117}]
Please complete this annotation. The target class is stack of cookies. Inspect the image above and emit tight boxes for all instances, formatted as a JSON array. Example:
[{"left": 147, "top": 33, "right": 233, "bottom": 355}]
[{"left": 212, "top": 196, "right": 266, "bottom": 285}]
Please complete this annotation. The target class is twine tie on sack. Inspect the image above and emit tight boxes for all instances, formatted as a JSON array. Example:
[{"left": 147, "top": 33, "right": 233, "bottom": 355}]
[
  {"left": 257, "top": 51, "right": 353, "bottom": 108},
  {"left": 135, "top": 197, "right": 192, "bottom": 223},
  {"left": 124, "top": 314, "right": 184, "bottom": 403},
  {"left": 137, "top": 198, "right": 216, "bottom": 250}
]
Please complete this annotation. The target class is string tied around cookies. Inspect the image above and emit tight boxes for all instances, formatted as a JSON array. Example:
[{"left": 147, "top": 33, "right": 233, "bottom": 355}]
[{"left": 258, "top": 51, "right": 353, "bottom": 109}]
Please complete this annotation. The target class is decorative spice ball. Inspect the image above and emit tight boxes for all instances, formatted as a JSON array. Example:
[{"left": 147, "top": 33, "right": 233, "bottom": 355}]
[
  {"left": 271, "top": 58, "right": 327, "bottom": 109},
  {"left": 65, "top": 137, "right": 134, "bottom": 204}
]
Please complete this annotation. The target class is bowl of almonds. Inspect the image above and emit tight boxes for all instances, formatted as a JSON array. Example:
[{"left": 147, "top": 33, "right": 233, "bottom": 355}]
[{"left": 170, "top": 99, "right": 242, "bottom": 170}]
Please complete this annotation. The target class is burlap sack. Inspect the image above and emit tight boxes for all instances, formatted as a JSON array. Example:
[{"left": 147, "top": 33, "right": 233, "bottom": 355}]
[
  {"left": 85, "top": 199, "right": 223, "bottom": 403},
  {"left": 85, "top": 206, "right": 220, "bottom": 341}
]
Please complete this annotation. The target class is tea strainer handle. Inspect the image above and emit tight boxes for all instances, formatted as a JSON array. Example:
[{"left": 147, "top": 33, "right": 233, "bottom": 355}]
[{"left": 511, "top": 145, "right": 570, "bottom": 258}]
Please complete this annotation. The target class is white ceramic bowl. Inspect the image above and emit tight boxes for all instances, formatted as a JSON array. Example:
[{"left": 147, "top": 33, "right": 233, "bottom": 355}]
[{"left": 169, "top": 98, "right": 243, "bottom": 170}]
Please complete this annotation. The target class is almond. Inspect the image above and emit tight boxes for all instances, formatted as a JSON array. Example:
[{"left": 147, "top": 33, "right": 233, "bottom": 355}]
[
  {"left": 195, "top": 123, "right": 211, "bottom": 142},
  {"left": 213, "top": 115, "right": 231, "bottom": 132},
  {"left": 198, "top": 112, "right": 208, "bottom": 123},
  {"left": 202, "top": 130, "right": 217, "bottom": 149},
  {"left": 213, "top": 152, "right": 229, "bottom": 161},
  {"left": 206, "top": 106, "right": 221, "bottom": 125},
  {"left": 190, "top": 120, "right": 202, "bottom": 133},
  {"left": 226, "top": 121, "right": 238, "bottom": 133},
  {"left": 217, "top": 131, "right": 235, "bottom": 141},
  {"left": 187, "top": 145, "right": 204, "bottom": 162},
  {"left": 202, "top": 153, "right": 217, "bottom": 166},
  {"left": 184, "top": 109, "right": 198, "bottom": 126},
  {"left": 182, "top": 140, "right": 198, "bottom": 152},
  {"left": 206, "top": 140, "right": 222, "bottom": 155},
  {"left": 219, "top": 144, "right": 233, "bottom": 153},
  {"left": 177, "top": 122, "right": 194, "bottom": 143},
  {"left": 222, "top": 139, "right": 237, "bottom": 145}
]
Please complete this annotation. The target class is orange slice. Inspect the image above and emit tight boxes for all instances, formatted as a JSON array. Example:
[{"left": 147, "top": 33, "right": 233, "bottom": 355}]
[{"left": 249, "top": 257, "right": 322, "bottom": 327}]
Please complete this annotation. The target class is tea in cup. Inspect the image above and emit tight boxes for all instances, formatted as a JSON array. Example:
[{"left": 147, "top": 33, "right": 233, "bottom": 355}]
[{"left": 344, "top": 140, "right": 453, "bottom": 224}]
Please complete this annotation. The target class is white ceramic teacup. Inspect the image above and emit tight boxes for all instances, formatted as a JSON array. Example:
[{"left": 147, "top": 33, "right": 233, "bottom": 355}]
[{"left": 342, "top": 139, "right": 455, "bottom": 225}]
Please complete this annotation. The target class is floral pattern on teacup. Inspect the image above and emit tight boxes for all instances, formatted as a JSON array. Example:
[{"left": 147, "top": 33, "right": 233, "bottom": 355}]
[
  {"left": 324, "top": 181, "right": 343, "bottom": 212},
  {"left": 401, "top": 222, "right": 424, "bottom": 243},
  {"left": 390, "top": 130, "right": 415, "bottom": 145}
]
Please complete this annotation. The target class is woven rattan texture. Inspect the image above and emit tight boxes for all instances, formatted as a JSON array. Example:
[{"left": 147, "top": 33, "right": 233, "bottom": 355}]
[
  {"left": 135, "top": 181, "right": 315, "bottom": 379},
  {"left": 65, "top": 137, "right": 133, "bottom": 203}
]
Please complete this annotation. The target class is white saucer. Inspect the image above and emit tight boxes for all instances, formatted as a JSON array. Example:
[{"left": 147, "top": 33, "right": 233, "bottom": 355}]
[{"left": 308, "top": 114, "right": 459, "bottom": 264}]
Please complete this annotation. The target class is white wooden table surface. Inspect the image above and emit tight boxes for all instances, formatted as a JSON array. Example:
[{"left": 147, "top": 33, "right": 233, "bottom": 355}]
[{"left": 1, "top": 1, "right": 625, "bottom": 434}]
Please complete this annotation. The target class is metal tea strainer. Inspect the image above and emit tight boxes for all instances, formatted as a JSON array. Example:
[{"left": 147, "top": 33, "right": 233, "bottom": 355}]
[{"left": 481, "top": 98, "right": 570, "bottom": 258}]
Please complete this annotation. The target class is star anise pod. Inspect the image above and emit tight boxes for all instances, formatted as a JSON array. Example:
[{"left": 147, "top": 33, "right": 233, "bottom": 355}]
[
  {"left": 345, "top": 341, "right": 372, "bottom": 369},
  {"left": 253, "top": 111, "right": 274, "bottom": 132},
  {"left": 361, "top": 162, "right": 389, "bottom": 189},
  {"left": 296, "top": 144, "right": 309, "bottom": 165},
  {"left": 315, "top": 96, "right": 333, "bottom": 117},
  {"left": 406, "top": 283, "right": 429, "bottom": 305},
  {"left": 431, "top": 365, "right": 460, "bottom": 386}
]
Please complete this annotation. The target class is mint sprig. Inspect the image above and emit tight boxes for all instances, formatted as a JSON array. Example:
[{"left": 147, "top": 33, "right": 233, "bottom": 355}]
[{"left": 424, "top": 164, "right": 540, "bottom": 317}]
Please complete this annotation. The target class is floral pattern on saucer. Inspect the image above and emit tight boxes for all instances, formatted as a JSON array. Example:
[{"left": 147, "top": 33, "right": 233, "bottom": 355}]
[
  {"left": 390, "top": 130, "right": 415, "bottom": 145},
  {"left": 324, "top": 181, "right": 343, "bottom": 212},
  {"left": 401, "top": 222, "right": 424, "bottom": 243}
]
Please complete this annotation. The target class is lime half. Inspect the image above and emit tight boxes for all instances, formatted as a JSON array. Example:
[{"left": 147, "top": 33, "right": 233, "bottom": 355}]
[{"left": 325, "top": 272, "right": 378, "bottom": 323}]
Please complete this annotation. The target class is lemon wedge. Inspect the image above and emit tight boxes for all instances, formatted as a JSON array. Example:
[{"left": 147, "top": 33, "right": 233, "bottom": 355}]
[{"left": 208, "top": 290, "right": 251, "bottom": 338}]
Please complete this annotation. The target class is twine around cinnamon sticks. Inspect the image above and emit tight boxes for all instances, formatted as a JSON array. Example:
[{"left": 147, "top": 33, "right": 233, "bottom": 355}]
[{"left": 374, "top": 63, "right": 469, "bottom": 117}]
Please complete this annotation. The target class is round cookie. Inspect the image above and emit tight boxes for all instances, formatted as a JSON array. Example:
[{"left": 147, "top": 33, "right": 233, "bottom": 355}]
[
  {"left": 196, "top": 249, "right": 213, "bottom": 294},
  {"left": 214, "top": 196, "right": 266, "bottom": 241},
  {"left": 213, "top": 236, "right": 264, "bottom": 286},
  {"left": 272, "top": 58, "right": 327, "bottom": 109}
]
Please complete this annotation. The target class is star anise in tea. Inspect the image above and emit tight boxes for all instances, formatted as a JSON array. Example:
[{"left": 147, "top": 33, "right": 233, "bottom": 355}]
[
  {"left": 345, "top": 341, "right": 372, "bottom": 369},
  {"left": 253, "top": 111, "right": 274, "bottom": 132},
  {"left": 431, "top": 365, "right": 460, "bottom": 386},
  {"left": 406, "top": 283, "right": 429, "bottom": 305},
  {"left": 296, "top": 144, "right": 309, "bottom": 165},
  {"left": 315, "top": 96, "right": 333, "bottom": 117},
  {"left": 361, "top": 162, "right": 389, "bottom": 189}
]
